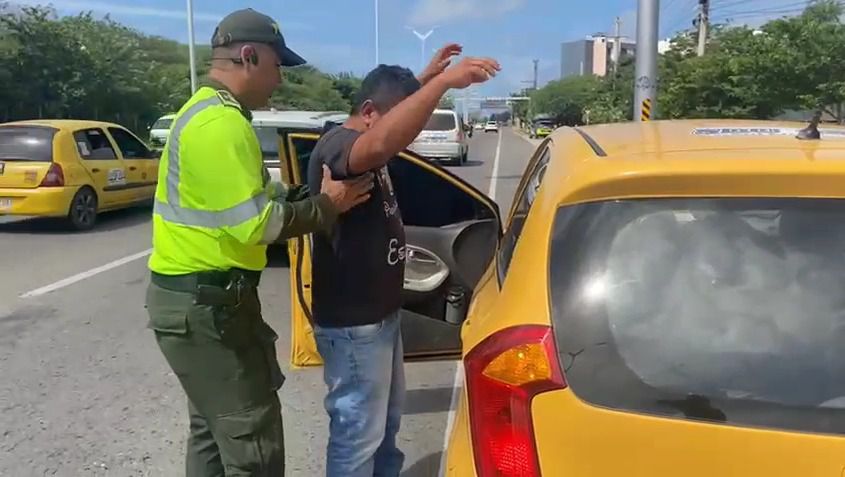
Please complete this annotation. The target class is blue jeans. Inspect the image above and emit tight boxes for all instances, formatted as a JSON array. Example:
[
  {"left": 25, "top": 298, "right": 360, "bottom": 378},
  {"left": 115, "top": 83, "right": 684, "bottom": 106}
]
[{"left": 313, "top": 312, "right": 406, "bottom": 477}]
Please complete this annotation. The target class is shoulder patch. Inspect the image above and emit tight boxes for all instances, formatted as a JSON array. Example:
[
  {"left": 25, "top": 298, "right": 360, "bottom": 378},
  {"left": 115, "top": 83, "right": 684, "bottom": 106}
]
[{"left": 216, "top": 89, "right": 242, "bottom": 109}]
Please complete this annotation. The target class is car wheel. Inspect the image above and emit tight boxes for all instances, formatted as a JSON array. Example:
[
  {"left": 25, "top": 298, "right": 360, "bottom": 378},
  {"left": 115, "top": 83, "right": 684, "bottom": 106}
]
[
  {"left": 461, "top": 149, "right": 469, "bottom": 164},
  {"left": 68, "top": 187, "right": 98, "bottom": 231}
]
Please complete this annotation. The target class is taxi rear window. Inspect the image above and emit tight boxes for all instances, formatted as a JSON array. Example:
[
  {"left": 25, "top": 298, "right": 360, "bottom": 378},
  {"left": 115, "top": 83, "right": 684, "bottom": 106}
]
[
  {"left": 549, "top": 198, "right": 845, "bottom": 435},
  {"left": 0, "top": 126, "right": 56, "bottom": 162}
]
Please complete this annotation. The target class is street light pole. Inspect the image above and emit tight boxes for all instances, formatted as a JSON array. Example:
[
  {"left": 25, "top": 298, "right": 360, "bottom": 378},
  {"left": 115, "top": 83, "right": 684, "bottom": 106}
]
[
  {"left": 634, "top": 0, "right": 659, "bottom": 121},
  {"left": 186, "top": 0, "right": 198, "bottom": 94},
  {"left": 374, "top": 0, "right": 380, "bottom": 66},
  {"left": 408, "top": 27, "right": 435, "bottom": 72}
]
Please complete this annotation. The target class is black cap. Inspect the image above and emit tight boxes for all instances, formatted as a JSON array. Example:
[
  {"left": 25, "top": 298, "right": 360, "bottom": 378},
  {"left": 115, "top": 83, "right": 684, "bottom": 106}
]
[{"left": 211, "top": 8, "right": 306, "bottom": 67}]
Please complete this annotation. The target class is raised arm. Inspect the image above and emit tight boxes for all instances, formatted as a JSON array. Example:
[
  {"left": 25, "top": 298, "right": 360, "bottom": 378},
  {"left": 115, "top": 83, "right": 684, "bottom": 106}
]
[{"left": 347, "top": 57, "right": 501, "bottom": 175}]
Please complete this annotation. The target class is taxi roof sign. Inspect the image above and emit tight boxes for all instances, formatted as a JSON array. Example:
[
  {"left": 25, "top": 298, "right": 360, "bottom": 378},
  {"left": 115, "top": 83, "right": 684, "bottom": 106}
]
[{"left": 692, "top": 126, "right": 845, "bottom": 139}]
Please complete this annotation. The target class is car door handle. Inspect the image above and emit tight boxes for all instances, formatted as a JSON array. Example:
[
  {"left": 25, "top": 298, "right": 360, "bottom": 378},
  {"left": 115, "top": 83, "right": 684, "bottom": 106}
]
[
  {"left": 92, "top": 168, "right": 101, "bottom": 173},
  {"left": 129, "top": 166, "right": 137, "bottom": 171}
]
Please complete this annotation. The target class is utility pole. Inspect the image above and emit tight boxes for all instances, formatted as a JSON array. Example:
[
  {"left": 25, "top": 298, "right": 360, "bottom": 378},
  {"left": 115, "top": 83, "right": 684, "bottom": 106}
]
[
  {"left": 634, "top": 0, "right": 659, "bottom": 122},
  {"left": 186, "top": 0, "right": 197, "bottom": 94},
  {"left": 613, "top": 16, "right": 623, "bottom": 73},
  {"left": 532, "top": 59, "right": 539, "bottom": 90},
  {"left": 697, "top": 0, "right": 709, "bottom": 57}
]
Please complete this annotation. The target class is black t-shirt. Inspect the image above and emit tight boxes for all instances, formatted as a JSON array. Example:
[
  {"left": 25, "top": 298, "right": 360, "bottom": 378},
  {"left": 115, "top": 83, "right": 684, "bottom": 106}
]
[{"left": 307, "top": 126, "right": 406, "bottom": 327}]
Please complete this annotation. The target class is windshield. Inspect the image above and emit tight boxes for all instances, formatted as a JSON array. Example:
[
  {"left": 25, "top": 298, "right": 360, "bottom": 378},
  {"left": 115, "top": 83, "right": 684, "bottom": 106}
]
[
  {"left": 0, "top": 126, "right": 56, "bottom": 162},
  {"left": 151, "top": 118, "right": 173, "bottom": 130},
  {"left": 424, "top": 113, "right": 457, "bottom": 131},
  {"left": 550, "top": 198, "right": 845, "bottom": 435}
]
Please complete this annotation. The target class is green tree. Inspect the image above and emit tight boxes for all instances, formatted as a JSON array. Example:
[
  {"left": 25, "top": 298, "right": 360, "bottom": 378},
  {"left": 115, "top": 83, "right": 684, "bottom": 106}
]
[
  {"left": 0, "top": 5, "right": 363, "bottom": 130},
  {"left": 530, "top": 75, "right": 601, "bottom": 126}
]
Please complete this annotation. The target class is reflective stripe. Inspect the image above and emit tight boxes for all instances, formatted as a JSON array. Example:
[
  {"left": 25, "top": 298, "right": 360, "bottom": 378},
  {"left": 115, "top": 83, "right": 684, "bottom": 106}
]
[
  {"left": 166, "top": 96, "right": 223, "bottom": 207},
  {"left": 154, "top": 192, "right": 270, "bottom": 228}
]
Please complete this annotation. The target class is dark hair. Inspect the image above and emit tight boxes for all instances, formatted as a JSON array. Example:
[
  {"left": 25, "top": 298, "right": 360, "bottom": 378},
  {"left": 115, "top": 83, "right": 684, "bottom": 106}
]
[{"left": 351, "top": 64, "right": 421, "bottom": 115}]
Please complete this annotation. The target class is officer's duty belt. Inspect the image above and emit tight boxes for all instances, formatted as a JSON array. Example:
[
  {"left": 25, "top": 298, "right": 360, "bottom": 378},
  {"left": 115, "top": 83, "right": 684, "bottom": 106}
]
[{"left": 151, "top": 269, "right": 262, "bottom": 293}]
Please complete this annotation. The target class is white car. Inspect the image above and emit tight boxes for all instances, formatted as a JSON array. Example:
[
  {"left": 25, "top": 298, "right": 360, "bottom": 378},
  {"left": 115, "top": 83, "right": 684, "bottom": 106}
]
[
  {"left": 408, "top": 109, "right": 470, "bottom": 166},
  {"left": 484, "top": 121, "right": 499, "bottom": 133},
  {"left": 148, "top": 114, "right": 175, "bottom": 149},
  {"left": 251, "top": 110, "right": 349, "bottom": 184}
]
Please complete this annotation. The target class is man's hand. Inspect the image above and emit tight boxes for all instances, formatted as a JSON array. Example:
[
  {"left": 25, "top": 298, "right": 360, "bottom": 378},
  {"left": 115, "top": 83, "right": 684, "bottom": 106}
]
[
  {"left": 438, "top": 57, "right": 501, "bottom": 90},
  {"left": 418, "top": 43, "right": 463, "bottom": 85},
  {"left": 320, "top": 165, "right": 374, "bottom": 213}
]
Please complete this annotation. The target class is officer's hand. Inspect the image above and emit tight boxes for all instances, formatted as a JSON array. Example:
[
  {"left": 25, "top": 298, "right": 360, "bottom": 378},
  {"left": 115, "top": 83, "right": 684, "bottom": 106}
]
[{"left": 321, "top": 165, "right": 374, "bottom": 213}]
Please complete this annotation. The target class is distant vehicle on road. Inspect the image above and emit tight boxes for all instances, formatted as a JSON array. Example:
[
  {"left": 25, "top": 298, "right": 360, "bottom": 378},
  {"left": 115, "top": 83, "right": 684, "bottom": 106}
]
[
  {"left": 484, "top": 121, "right": 499, "bottom": 133},
  {"left": 474, "top": 123, "right": 484, "bottom": 131},
  {"left": 530, "top": 118, "right": 556, "bottom": 138},
  {"left": 148, "top": 114, "right": 175, "bottom": 150},
  {"left": 408, "top": 109, "right": 469, "bottom": 166},
  {"left": 442, "top": 119, "right": 845, "bottom": 476},
  {"left": 0, "top": 119, "right": 160, "bottom": 230}
]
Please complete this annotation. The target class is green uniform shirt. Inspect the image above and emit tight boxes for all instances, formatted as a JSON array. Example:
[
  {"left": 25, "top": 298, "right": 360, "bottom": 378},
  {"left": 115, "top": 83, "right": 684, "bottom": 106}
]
[{"left": 149, "top": 86, "right": 337, "bottom": 275}]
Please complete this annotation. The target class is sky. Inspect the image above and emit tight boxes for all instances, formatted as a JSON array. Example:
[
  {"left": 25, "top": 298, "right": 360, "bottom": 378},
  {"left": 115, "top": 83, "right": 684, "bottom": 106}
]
[{"left": 10, "top": 0, "right": 817, "bottom": 98}]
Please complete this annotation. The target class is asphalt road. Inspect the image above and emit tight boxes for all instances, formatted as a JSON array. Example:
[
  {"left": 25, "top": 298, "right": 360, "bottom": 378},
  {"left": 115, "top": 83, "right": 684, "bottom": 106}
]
[{"left": 0, "top": 127, "right": 538, "bottom": 477}]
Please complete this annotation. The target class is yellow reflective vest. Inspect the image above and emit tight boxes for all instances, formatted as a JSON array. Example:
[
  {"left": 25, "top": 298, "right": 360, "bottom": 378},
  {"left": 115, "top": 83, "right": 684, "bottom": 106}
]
[{"left": 149, "top": 86, "right": 336, "bottom": 275}]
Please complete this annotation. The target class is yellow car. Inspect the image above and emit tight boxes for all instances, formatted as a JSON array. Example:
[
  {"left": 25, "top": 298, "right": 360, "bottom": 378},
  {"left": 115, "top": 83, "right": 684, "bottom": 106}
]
[
  {"left": 0, "top": 119, "right": 160, "bottom": 230},
  {"left": 282, "top": 119, "right": 845, "bottom": 476},
  {"left": 531, "top": 120, "right": 555, "bottom": 139}
]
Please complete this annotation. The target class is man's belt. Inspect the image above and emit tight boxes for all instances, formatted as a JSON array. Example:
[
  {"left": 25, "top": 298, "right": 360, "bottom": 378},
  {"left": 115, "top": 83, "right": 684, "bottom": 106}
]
[{"left": 151, "top": 269, "right": 262, "bottom": 294}]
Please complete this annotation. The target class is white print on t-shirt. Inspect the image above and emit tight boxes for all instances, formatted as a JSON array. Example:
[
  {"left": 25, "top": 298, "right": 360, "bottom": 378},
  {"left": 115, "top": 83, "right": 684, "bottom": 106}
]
[
  {"left": 377, "top": 166, "right": 399, "bottom": 218},
  {"left": 387, "top": 238, "right": 407, "bottom": 266}
]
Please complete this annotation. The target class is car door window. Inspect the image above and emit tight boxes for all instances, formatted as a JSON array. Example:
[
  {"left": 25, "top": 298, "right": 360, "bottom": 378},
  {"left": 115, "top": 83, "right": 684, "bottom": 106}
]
[
  {"left": 289, "top": 135, "right": 494, "bottom": 226},
  {"left": 497, "top": 145, "right": 551, "bottom": 281},
  {"left": 108, "top": 127, "right": 151, "bottom": 159},
  {"left": 74, "top": 129, "right": 117, "bottom": 160}
]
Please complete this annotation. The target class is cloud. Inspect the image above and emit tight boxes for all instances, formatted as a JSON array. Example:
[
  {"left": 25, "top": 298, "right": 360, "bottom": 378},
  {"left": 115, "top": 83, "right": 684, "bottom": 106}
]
[
  {"left": 11, "top": 1, "right": 310, "bottom": 29},
  {"left": 408, "top": 0, "right": 526, "bottom": 27}
]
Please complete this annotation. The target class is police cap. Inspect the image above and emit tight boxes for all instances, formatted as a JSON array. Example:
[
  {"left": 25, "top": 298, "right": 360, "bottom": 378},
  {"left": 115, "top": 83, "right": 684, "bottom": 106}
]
[{"left": 211, "top": 9, "right": 306, "bottom": 67}]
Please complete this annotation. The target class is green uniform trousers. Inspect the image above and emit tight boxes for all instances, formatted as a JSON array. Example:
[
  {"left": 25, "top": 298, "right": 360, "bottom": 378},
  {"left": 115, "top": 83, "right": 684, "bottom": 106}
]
[{"left": 145, "top": 280, "right": 285, "bottom": 476}]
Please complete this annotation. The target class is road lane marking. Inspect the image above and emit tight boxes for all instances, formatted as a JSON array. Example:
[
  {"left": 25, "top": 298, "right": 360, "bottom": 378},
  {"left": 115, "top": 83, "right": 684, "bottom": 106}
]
[
  {"left": 438, "top": 127, "right": 504, "bottom": 476},
  {"left": 487, "top": 129, "right": 503, "bottom": 201},
  {"left": 20, "top": 249, "right": 152, "bottom": 298}
]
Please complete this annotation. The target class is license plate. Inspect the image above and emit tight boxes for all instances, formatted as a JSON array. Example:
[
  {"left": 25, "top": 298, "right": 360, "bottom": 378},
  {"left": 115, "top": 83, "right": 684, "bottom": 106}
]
[{"left": 0, "top": 198, "right": 11, "bottom": 210}]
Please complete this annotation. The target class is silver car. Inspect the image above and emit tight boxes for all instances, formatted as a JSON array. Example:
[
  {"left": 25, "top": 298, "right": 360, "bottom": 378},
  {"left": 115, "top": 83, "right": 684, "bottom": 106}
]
[{"left": 409, "top": 109, "right": 469, "bottom": 166}]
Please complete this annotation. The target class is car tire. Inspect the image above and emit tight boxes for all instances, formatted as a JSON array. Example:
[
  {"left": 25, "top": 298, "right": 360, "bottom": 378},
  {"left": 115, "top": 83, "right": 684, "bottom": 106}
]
[
  {"left": 67, "top": 187, "right": 98, "bottom": 231},
  {"left": 461, "top": 149, "right": 469, "bottom": 165}
]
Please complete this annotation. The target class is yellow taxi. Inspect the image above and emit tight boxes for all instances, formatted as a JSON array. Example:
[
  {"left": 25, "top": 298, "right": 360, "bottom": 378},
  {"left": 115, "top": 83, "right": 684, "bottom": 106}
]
[
  {"left": 444, "top": 119, "right": 845, "bottom": 476},
  {"left": 281, "top": 119, "right": 845, "bottom": 476},
  {"left": 0, "top": 119, "right": 160, "bottom": 230}
]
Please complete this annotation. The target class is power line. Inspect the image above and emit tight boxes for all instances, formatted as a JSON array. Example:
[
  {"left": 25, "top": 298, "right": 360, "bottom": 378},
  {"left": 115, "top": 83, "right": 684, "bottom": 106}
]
[
  {"left": 712, "top": 0, "right": 812, "bottom": 13},
  {"left": 661, "top": 0, "right": 699, "bottom": 35}
]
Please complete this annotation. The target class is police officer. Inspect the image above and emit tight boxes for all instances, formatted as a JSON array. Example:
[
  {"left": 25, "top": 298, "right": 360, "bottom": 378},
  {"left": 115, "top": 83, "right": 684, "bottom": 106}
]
[{"left": 145, "top": 8, "right": 373, "bottom": 476}]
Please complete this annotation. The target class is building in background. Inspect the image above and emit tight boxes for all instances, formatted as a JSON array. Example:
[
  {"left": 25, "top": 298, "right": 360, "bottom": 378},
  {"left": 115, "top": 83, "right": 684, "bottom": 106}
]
[{"left": 560, "top": 34, "right": 636, "bottom": 79}]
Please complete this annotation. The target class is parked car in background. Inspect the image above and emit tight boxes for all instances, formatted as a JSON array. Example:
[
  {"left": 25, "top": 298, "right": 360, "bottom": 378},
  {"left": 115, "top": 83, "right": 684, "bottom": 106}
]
[
  {"left": 0, "top": 119, "right": 159, "bottom": 230},
  {"left": 409, "top": 109, "right": 469, "bottom": 166},
  {"left": 484, "top": 121, "right": 499, "bottom": 133},
  {"left": 148, "top": 114, "right": 175, "bottom": 150},
  {"left": 251, "top": 110, "right": 349, "bottom": 184}
]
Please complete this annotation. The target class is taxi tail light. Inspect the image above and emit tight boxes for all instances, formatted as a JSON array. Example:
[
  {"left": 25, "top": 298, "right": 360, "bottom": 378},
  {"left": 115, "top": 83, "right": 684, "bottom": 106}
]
[
  {"left": 40, "top": 163, "right": 64, "bottom": 187},
  {"left": 465, "top": 325, "right": 566, "bottom": 477}
]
